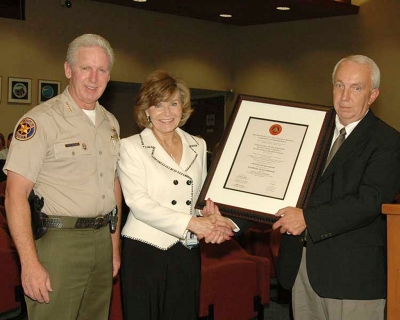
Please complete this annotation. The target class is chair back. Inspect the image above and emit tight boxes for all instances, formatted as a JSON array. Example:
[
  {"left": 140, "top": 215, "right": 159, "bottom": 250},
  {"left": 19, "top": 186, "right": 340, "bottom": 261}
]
[
  {"left": 0, "top": 160, "right": 6, "bottom": 183},
  {"left": 0, "top": 180, "right": 6, "bottom": 219}
]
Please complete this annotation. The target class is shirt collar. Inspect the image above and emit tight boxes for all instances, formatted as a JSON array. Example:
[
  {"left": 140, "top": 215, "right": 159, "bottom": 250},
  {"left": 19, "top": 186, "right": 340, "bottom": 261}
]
[{"left": 334, "top": 110, "right": 369, "bottom": 138}]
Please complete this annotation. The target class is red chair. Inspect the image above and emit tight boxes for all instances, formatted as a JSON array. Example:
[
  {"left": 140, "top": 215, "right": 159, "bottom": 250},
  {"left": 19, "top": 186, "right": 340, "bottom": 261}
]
[
  {"left": 268, "top": 228, "right": 282, "bottom": 277},
  {"left": 200, "top": 238, "right": 270, "bottom": 320},
  {"left": 0, "top": 180, "right": 6, "bottom": 217},
  {"left": 109, "top": 275, "right": 123, "bottom": 320},
  {"left": 0, "top": 180, "right": 6, "bottom": 194},
  {"left": 239, "top": 223, "right": 292, "bottom": 304},
  {"left": 240, "top": 223, "right": 281, "bottom": 278},
  {"left": 0, "top": 209, "right": 23, "bottom": 319}
]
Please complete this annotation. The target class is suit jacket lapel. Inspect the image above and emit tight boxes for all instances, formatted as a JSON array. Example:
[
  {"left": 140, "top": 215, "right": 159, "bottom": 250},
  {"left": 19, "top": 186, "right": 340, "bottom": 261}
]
[
  {"left": 140, "top": 128, "right": 199, "bottom": 173},
  {"left": 320, "top": 110, "right": 377, "bottom": 180},
  {"left": 178, "top": 129, "right": 199, "bottom": 172}
]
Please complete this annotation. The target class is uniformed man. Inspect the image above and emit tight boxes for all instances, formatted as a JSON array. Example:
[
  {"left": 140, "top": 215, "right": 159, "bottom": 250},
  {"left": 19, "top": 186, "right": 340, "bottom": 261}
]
[{"left": 4, "top": 34, "right": 122, "bottom": 320}]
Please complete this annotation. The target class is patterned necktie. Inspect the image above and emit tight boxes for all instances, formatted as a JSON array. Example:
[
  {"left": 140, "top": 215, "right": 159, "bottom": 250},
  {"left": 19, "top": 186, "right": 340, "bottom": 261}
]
[{"left": 323, "top": 127, "right": 346, "bottom": 173}]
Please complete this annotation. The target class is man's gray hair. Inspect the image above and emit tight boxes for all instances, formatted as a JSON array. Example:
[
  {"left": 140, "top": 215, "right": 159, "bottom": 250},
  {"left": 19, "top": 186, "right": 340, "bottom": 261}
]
[
  {"left": 332, "top": 55, "right": 380, "bottom": 90},
  {"left": 66, "top": 34, "right": 115, "bottom": 70}
]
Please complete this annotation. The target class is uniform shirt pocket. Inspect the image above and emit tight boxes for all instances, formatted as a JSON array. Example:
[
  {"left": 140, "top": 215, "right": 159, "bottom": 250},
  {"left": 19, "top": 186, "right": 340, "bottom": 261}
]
[
  {"left": 109, "top": 138, "right": 120, "bottom": 160},
  {"left": 54, "top": 141, "right": 92, "bottom": 159}
]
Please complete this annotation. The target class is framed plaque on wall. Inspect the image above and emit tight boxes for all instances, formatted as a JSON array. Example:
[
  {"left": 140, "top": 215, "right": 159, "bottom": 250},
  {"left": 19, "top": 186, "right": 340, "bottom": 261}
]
[
  {"left": 8, "top": 77, "right": 32, "bottom": 104},
  {"left": 38, "top": 79, "right": 61, "bottom": 103}
]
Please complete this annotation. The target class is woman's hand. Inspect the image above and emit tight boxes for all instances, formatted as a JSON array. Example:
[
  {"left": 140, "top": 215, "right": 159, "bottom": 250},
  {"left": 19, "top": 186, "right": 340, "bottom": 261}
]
[{"left": 189, "top": 199, "right": 236, "bottom": 243}]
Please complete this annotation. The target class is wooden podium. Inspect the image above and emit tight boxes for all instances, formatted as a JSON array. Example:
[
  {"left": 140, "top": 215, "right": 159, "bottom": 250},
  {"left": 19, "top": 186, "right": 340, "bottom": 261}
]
[{"left": 382, "top": 203, "right": 400, "bottom": 320}]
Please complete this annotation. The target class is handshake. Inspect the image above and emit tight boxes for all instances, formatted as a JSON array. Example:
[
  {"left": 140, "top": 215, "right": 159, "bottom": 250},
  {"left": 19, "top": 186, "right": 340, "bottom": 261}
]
[{"left": 187, "top": 199, "right": 237, "bottom": 244}]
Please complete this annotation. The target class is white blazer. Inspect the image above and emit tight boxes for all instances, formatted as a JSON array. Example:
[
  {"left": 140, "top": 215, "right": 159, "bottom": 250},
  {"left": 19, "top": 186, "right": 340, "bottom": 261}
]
[{"left": 118, "top": 127, "right": 207, "bottom": 250}]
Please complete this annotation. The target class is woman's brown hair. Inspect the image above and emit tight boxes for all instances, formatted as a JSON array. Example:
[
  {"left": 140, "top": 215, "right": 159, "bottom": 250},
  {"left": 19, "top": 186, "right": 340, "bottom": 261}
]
[{"left": 134, "top": 70, "right": 193, "bottom": 129}]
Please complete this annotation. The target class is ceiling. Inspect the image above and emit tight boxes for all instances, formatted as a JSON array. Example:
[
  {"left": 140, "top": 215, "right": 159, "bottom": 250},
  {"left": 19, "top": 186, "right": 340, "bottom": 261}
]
[
  {"left": 0, "top": 0, "right": 359, "bottom": 25},
  {"left": 92, "top": 0, "right": 359, "bottom": 26}
]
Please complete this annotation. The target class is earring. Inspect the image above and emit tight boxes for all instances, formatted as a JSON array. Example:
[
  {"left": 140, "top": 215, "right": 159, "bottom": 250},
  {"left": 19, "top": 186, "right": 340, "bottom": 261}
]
[{"left": 147, "top": 115, "right": 151, "bottom": 123}]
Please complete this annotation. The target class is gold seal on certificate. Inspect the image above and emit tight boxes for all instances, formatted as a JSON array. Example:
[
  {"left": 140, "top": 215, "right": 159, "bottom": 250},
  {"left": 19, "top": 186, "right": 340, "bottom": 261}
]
[{"left": 269, "top": 124, "right": 282, "bottom": 135}]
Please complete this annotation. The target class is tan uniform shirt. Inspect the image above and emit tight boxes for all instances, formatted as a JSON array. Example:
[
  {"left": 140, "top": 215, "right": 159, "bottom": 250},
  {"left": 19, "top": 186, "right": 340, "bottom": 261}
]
[{"left": 5, "top": 87, "right": 120, "bottom": 217}]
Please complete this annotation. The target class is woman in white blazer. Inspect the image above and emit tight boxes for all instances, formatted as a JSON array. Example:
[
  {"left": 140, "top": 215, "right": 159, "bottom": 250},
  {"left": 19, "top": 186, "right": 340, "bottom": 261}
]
[{"left": 117, "top": 70, "right": 235, "bottom": 320}]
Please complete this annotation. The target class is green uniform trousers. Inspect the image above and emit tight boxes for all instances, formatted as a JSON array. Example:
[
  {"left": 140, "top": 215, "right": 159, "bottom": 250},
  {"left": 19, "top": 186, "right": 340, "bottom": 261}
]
[{"left": 26, "top": 225, "right": 113, "bottom": 320}]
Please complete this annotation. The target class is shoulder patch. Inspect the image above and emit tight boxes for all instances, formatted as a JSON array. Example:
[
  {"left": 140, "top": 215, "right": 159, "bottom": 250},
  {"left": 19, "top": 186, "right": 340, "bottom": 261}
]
[{"left": 15, "top": 117, "right": 37, "bottom": 141}]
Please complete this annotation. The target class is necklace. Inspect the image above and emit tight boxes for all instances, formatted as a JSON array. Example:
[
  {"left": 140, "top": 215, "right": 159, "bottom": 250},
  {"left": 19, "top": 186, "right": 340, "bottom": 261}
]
[{"left": 154, "top": 131, "right": 181, "bottom": 163}]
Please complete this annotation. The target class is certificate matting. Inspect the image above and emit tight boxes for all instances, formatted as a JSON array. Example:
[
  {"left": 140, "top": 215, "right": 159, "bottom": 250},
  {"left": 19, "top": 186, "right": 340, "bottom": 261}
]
[{"left": 196, "top": 95, "right": 335, "bottom": 224}]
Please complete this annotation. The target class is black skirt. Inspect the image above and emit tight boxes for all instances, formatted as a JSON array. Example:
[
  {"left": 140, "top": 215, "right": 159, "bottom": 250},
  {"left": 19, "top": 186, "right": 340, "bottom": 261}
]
[{"left": 121, "top": 238, "right": 200, "bottom": 320}]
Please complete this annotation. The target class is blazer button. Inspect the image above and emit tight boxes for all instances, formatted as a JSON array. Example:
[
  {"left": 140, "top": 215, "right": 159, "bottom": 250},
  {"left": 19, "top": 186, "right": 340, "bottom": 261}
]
[
  {"left": 186, "top": 180, "right": 192, "bottom": 185},
  {"left": 172, "top": 200, "right": 177, "bottom": 205},
  {"left": 186, "top": 200, "right": 191, "bottom": 205},
  {"left": 173, "top": 180, "right": 178, "bottom": 185}
]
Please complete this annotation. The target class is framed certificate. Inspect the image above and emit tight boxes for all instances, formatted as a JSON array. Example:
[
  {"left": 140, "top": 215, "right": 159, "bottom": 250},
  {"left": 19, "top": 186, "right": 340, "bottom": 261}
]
[{"left": 196, "top": 95, "right": 335, "bottom": 224}]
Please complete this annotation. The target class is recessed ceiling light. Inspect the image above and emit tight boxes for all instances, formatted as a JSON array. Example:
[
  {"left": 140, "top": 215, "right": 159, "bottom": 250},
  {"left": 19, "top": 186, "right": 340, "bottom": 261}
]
[
  {"left": 276, "top": 6, "right": 290, "bottom": 11},
  {"left": 133, "top": 0, "right": 147, "bottom": 2},
  {"left": 220, "top": 14, "right": 232, "bottom": 18}
]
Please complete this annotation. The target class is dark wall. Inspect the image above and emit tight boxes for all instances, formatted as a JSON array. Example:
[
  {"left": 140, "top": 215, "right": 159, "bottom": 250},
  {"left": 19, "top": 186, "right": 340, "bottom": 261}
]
[{"left": 100, "top": 81, "right": 226, "bottom": 151}]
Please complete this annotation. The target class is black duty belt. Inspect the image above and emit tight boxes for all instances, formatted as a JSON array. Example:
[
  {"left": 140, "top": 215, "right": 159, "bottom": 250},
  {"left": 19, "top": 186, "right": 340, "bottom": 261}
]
[{"left": 42, "top": 212, "right": 111, "bottom": 229}]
